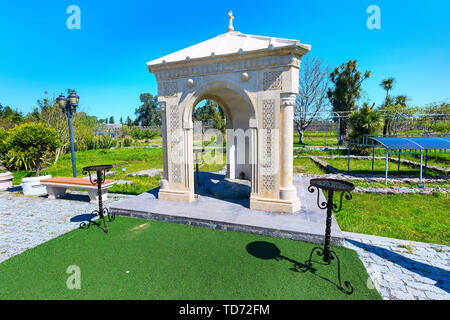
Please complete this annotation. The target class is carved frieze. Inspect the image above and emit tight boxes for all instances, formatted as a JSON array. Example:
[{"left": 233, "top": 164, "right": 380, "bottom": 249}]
[{"left": 154, "top": 55, "right": 300, "bottom": 80}]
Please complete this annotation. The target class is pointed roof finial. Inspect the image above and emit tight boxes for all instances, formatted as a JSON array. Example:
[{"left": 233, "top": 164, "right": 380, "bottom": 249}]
[{"left": 228, "top": 10, "right": 234, "bottom": 32}]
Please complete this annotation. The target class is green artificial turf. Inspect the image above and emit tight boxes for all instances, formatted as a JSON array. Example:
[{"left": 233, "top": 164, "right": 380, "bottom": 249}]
[{"left": 0, "top": 217, "right": 381, "bottom": 300}]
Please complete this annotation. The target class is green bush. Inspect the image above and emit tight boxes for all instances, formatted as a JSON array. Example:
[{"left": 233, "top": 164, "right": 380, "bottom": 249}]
[
  {"left": 130, "top": 126, "right": 142, "bottom": 140},
  {"left": 97, "top": 134, "right": 117, "bottom": 149},
  {"left": 6, "top": 123, "right": 60, "bottom": 175},
  {"left": 0, "top": 128, "right": 9, "bottom": 164},
  {"left": 142, "top": 129, "right": 157, "bottom": 141},
  {"left": 123, "top": 135, "right": 133, "bottom": 147},
  {"left": 348, "top": 103, "right": 382, "bottom": 155}
]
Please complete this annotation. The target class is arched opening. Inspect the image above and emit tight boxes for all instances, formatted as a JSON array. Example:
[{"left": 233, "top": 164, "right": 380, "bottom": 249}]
[{"left": 187, "top": 85, "right": 257, "bottom": 201}]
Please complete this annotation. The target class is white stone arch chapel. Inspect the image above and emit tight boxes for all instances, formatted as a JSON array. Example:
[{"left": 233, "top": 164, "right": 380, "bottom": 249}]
[{"left": 146, "top": 16, "right": 311, "bottom": 213}]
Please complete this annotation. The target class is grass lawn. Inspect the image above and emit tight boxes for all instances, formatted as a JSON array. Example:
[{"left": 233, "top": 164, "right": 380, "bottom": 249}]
[
  {"left": 0, "top": 216, "right": 381, "bottom": 300},
  {"left": 294, "top": 157, "right": 326, "bottom": 175},
  {"left": 293, "top": 131, "right": 339, "bottom": 147},
  {"left": 347, "top": 179, "right": 450, "bottom": 189},
  {"left": 335, "top": 193, "right": 450, "bottom": 246},
  {"left": 326, "top": 158, "right": 444, "bottom": 177}
]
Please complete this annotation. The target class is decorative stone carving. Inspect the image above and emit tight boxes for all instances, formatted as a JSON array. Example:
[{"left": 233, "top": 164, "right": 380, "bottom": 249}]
[
  {"left": 263, "top": 71, "right": 282, "bottom": 91},
  {"left": 281, "top": 93, "right": 296, "bottom": 107},
  {"left": 262, "top": 175, "right": 275, "bottom": 191},
  {"left": 159, "top": 81, "right": 178, "bottom": 97},
  {"left": 168, "top": 105, "right": 182, "bottom": 183},
  {"left": 261, "top": 99, "right": 277, "bottom": 190},
  {"left": 154, "top": 56, "right": 299, "bottom": 80}
]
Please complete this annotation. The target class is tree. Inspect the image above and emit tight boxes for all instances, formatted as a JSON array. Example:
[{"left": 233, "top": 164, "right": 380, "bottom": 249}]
[
  {"left": 348, "top": 103, "right": 382, "bottom": 154},
  {"left": 327, "top": 60, "right": 371, "bottom": 144},
  {"left": 193, "top": 100, "right": 225, "bottom": 133},
  {"left": 126, "top": 116, "right": 133, "bottom": 127},
  {"left": 32, "top": 96, "right": 69, "bottom": 163},
  {"left": 25, "top": 93, "right": 99, "bottom": 162},
  {"left": 294, "top": 57, "right": 330, "bottom": 144},
  {"left": 6, "top": 123, "right": 60, "bottom": 175},
  {"left": 379, "top": 78, "right": 396, "bottom": 135},
  {"left": 416, "top": 101, "right": 450, "bottom": 134},
  {"left": 0, "top": 103, "right": 24, "bottom": 129},
  {"left": 134, "top": 94, "right": 161, "bottom": 126},
  {"left": 0, "top": 128, "right": 9, "bottom": 165},
  {"left": 130, "top": 126, "right": 143, "bottom": 140},
  {"left": 119, "top": 116, "right": 123, "bottom": 125},
  {"left": 109, "top": 116, "right": 115, "bottom": 124},
  {"left": 381, "top": 95, "right": 413, "bottom": 135}
]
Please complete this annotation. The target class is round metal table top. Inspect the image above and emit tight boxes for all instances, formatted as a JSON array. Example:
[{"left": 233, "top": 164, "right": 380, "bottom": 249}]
[
  {"left": 309, "top": 178, "right": 355, "bottom": 192},
  {"left": 82, "top": 165, "right": 113, "bottom": 172}
]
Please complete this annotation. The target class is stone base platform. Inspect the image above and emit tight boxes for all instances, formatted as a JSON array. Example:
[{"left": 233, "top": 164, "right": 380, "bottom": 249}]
[{"left": 109, "top": 173, "right": 345, "bottom": 246}]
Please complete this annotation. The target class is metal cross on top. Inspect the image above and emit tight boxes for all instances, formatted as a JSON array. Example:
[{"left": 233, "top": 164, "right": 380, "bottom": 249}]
[{"left": 228, "top": 10, "right": 234, "bottom": 32}]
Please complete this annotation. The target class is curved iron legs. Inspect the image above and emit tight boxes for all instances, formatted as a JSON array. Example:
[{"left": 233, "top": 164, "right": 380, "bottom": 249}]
[
  {"left": 79, "top": 205, "right": 114, "bottom": 233},
  {"left": 80, "top": 210, "right": 98, "bottom": 229},
  {"left": 306, "top": 246, "right": 354, "bottom": 295}
]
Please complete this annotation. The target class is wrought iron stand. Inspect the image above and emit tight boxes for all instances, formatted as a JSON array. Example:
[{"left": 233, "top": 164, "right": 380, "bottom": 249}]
[
  {"left": 306, "top": 178, "right": 355, "bottom": 294},
  {"left": 80, "top": 165, "right": 115, "bottom": 233}
]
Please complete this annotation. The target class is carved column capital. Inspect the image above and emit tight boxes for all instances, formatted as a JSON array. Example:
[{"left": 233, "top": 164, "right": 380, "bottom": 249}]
[{"left": 280, "top": 93, "right": 296, "bottom": 107}]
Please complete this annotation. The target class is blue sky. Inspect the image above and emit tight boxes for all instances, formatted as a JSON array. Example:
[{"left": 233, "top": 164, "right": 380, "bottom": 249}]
[{"left": 0, "top": 0, "right": 449, "bottom": 121}]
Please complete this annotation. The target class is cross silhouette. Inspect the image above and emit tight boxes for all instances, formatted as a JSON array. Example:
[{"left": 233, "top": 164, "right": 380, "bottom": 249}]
[{"left": 228, "top": 10, "right": 234, "bottom": 32}]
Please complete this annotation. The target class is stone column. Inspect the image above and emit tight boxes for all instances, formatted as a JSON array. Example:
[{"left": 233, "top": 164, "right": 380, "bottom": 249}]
[{"left": 279, "top": 93, "right": 298, "bottom": 201}]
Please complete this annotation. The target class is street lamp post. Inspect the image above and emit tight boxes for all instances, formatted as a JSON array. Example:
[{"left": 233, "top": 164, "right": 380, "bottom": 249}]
[{"left": 57, "top": 90, "right": 79, "bottom": 177}]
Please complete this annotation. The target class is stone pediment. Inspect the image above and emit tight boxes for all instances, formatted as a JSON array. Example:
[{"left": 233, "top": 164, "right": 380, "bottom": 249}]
[{"left": 147, "top": 31, "right": 311, "bottom": 75}]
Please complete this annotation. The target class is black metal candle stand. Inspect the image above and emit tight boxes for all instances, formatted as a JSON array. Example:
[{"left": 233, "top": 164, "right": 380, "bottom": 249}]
[
  {"left": 302, "top": 178, "right": 355, "bottom": 295},
  {"left": 80, "top": 165, "right": 115, "bottom": 233}
]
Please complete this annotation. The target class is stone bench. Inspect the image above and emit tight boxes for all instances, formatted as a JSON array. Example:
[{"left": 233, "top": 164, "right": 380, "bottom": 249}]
[{"left": 40, "top": 177, "right": 115, "bottom": 203}]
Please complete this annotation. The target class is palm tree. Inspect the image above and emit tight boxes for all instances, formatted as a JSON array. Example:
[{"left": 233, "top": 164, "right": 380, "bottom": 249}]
[{"left": 380, "top": 78, "right": 395, "bottom": 135}]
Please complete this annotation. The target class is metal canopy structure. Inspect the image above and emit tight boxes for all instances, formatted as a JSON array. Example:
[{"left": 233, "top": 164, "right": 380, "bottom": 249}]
[
  {"left": 348, "top": 135, "right": 450, "bottom": 185},
  {"left": 370, "top": 136, "right": 450, "bottom": 150}
]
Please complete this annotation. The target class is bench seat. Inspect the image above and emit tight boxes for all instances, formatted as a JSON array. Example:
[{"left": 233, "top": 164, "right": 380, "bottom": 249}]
[{"left": 41, "top": 177, "right": 115, "bottom": 203}]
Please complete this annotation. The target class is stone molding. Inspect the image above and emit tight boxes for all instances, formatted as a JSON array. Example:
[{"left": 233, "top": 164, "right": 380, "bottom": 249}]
[{"left": 153, "top": 54, "right": 301, "bottom": 81}]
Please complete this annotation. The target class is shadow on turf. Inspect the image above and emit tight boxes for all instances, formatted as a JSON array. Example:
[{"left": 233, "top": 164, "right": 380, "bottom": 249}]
[
  {"left": 346, "top": 239, "right": 450, "bottom": 294},
  {"left": 246, "top": 241, "right": 343, "bottom": 290}
]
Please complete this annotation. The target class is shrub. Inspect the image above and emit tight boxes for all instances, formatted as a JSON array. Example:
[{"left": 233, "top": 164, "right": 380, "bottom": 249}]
[
  {"left": 97, "top": 134, "right": 117, "bottom": 149},
  {"left": 123, "top": 135, "right": 133, "bottom": 147},
  {"left": 348, "top": 103, "right": 382, "bottom": 155},
  {"left": 0, "top": 128, "right": 9, "bottom": 164},
  {"left": 130, "top": 126, "right": 142, "bottom": 140},
  {"left": 6, "top": 123, "right": 60, "bottom": 175},
  {"left": 142, "top": 129, "right": 157, "bottom": 141}
]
